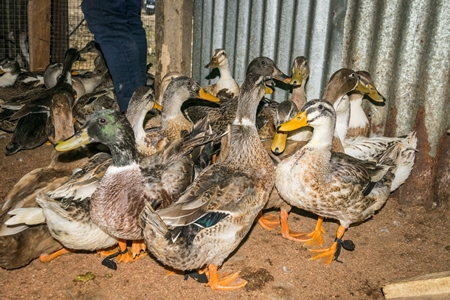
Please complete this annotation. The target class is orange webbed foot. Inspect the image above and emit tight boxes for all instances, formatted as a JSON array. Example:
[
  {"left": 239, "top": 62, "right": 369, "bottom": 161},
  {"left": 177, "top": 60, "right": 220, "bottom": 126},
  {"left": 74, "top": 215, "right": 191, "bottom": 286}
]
[
  {"left": 117, "top": 240, "right": 147, "bottom": 263},
  {"left": 130, "top": 240, "right": 147, "bottom": 258},
  {"left": 309, "top": 225, "right": 347, "bottom": 264},
  {"left": 206, "top": 264, "right": 247, "bottom": 290},
  {"left": 309, "top": 242, "right": 338, "bottom": 265},
  {"left": 257, "top": 211, "right": 280, "bottom": 230}
]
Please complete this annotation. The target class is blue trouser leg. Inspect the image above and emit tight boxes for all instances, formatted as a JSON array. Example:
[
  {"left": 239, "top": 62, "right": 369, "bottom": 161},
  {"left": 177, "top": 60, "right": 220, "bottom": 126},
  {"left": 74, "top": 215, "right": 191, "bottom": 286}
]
[{"left": 81, "top": 0, "right": 147, "bottom": 112}]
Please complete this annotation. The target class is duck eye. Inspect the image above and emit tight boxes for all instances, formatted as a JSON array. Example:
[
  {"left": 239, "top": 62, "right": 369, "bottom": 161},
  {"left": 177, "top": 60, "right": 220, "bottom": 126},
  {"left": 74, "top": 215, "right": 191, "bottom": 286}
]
[
  {"left": 99, "top": 118, "right": 106, "bottom": 124},
  {"left": 318, "top": 104, "right": 323, "bottom": 110},
  {"left": 261, "top": 60, "right": 266, "bottom": 66},
  {"left": 186, "top": 80, "right": 192, "bottom": 87}
]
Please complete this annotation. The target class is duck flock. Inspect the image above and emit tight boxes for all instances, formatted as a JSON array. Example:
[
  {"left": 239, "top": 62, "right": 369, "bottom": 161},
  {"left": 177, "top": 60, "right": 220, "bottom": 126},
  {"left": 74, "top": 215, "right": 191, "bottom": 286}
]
[{"left": 0, "top": 43, "right": 417, "bottom": 290}]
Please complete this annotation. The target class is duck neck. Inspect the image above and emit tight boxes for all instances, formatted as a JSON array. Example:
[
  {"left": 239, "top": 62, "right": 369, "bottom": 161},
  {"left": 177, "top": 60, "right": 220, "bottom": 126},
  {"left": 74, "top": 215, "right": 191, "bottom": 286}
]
[
  {"left": 348, "top": 93, "right": 369, "bottom": 129},
  {"left": 228, "top": 79, "right": 268, "bottom": 166},
  {"left": 233, "top": 80, "right": 262, "bottom": 126},
  {"left": 109, "top": 134, "right": 139, "bottom": 167},
  {"left": 218, "top": 62, "right": 233, "bottom": 80},
  {"left": 334, "top": 108, "right": 350, "bottom": 144},
  {"left": 59, "top": 52, "right": 78, "bottom": 85},
  {"left": 291, "top": 85, "right": 307, "bottom": 110},
  {"left": 161, "top": 93, "right": 192, "bottom": 140},
  {"left": 126, "top": 105, "right": 149, "bottom": 146},
  {"left": 307, "top": 120, "right": 335, "bottom": 151}
]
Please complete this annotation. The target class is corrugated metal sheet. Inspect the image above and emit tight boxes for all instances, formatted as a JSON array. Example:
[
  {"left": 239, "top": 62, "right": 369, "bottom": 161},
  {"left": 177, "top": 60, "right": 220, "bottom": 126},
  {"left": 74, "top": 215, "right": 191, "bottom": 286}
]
[
  {"left": 343, "top": 0, "right": 450, "bottom": 157},
  {"left": 192, "top": 0, "right": 347, "bottom": 103},
  {"left": 343, "top": 0, "right": 450, "bottom": 207},
  {"left": 191, "top": 0, "right": 450, "bottom": 206}
]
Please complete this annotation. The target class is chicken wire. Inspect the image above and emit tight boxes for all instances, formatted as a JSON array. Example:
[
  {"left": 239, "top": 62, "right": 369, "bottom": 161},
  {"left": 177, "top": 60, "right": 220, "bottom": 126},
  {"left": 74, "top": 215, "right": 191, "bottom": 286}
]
[{"left": 0, "top": 0, "right": 156, "bottom": 72}]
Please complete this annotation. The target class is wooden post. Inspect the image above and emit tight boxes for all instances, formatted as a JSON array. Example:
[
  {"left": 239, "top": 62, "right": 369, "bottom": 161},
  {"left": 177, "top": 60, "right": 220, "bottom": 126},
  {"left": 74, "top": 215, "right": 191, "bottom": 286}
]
[
  {"left": 28, "top": 0, "right": 51, "bottom": 71},
  {"left": 154, "top": 0, "right": 194, "bottom": 100}
]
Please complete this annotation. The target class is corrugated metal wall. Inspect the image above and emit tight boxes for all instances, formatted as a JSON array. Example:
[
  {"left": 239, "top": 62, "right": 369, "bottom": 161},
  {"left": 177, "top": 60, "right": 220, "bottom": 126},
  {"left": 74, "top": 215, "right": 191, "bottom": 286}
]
[
  {"left": 191, "top": 0, "right": 450, "bottom": 208},
  {"left": 192, "top": 0, "right": 347, "bottom": 103},
  {"left": 343, "top": 0, "right": 450, "bottom": 207}
]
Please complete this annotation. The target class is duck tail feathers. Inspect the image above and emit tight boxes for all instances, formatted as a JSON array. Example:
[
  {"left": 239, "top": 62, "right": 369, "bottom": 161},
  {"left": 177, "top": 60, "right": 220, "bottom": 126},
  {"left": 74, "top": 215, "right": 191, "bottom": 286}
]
[
  {"left": 390, "top": 131, "right": 418, "bottom": 191},
  {"left": 0, "top": 207, "right": 45, "bottom": 236}
]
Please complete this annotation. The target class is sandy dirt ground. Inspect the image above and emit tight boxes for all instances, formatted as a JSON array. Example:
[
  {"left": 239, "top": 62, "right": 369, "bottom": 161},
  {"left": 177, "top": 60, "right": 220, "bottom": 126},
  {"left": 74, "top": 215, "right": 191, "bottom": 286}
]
[{"left": 0, "top": 132, "right": 449, "bottom": 300}]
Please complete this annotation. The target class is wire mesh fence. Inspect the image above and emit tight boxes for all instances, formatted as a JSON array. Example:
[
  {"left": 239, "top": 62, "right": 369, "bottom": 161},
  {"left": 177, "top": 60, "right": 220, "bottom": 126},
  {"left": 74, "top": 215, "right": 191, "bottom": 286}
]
[
  {"left": 0, "top": 0, "right": 156, "bottom": 72},
  {"left": 0, "top": 0, "right": 29, "bottom": 69}
]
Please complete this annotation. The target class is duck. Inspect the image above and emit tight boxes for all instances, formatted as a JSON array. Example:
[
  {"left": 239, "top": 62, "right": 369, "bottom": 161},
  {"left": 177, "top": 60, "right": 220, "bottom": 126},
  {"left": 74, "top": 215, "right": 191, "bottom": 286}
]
[
  {"left": 268, "top": 69, "right": 416, "bottom": 244},
  {"left": 14, "top": 89, "right": 162, "bottom": 266},
  {"left": 0, "top": 61, "right": 72, "bottom": 134},
  {"left": 346, "top": 71, "right": 385, "bottom": 138},
  {"left": 5, "top": 48, "right": 82, "bottom": 156},
  {"left": 260, "top": 56, "right": 310, "bottom": 153},
  {"left": 51, "top": 105, "right": 219, "bottom": 262},
  {"left": 44, "top": 60, "right": 104, "bottom": 99},
  {"left": 331, "top": 81, "right": 417, "bottom": 192},
  {"left": 259, "top": 65, "right": 361, "bottom": 237},
  {"left": 274, "top": 99, "right": 401, "bottom": 264},
  {"left": 139, "top": 57, "right": 289, "bottom": 290},
  {"left": 0, "top": 91, "right": 90, "bottom": 269},
  {"left": 0, "top": 57, "right": 46, "bottom": 109},
  {"left": 204, "top": 48, "right": 240, "bottom": 97},
  {"left": 47, "top": 86, "right": 220, "bottom": 264},
  {"left": 0, "top": 57, "right": 43, "bottom": 88},
  {"left": 257, "top": 56, "right": 311, "bottom": 237},
  {"left": 159, "top": 76, "right": 219, "bottom": 142}
]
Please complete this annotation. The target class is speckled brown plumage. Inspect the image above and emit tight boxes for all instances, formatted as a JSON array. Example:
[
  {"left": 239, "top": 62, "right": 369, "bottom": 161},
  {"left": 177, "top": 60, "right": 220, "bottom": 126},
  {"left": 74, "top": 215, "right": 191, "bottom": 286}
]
[
  {"left": 140, "top": 57, "right": 289, "bottom": 290},
  {"left": 275, "top": 99, "right": 399, "bottom": 263},
  {"left": 0, "top": 91, "right": 90, "bottom": 269}
]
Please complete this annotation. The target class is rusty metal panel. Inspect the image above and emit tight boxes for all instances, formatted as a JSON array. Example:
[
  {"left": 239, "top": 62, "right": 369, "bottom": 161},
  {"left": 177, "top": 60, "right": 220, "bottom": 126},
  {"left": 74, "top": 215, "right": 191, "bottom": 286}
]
[
  {"left": 343, "top": 0, "right": 450, "bottom": 207},
  {"left": 192, "top": 0, "right": 347, "bottom": 103}
]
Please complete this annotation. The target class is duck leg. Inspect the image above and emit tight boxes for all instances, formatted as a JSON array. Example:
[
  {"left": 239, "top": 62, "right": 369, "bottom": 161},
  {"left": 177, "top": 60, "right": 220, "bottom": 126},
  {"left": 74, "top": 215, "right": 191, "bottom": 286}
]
[
  {"left": 117, "top": 239, "right": 147, "bottom": 263},
  {"left": 280, "top": 212, "right": 324, "bottom": 244},
  {"left": 206, "top": 264, "right": 247, "bottom": 290},
  {"left": 310, "top": 224, "right": 346, "bottom": 264},
  {"left": 257, "top": 210, "right": 280, "bottom": 230},
  {"left": 287, "top": 216, "right": 325, "bottom": 246},
  {"left": 39, "top": 247, "right": 72, "bottom": 262},
  {"left": 96, "top": 245, "right": 119, "bottom": 257}
]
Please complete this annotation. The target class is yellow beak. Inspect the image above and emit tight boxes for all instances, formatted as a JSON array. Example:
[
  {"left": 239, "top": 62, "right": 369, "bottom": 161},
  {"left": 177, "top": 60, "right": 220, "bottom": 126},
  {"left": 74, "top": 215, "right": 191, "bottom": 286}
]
[
  {"left": 153, "top": 102, "right": 163, "bottom": 111},
  {"left": 55, "top": 128, "right": 91, "bottom": 151},
  {"left": 271, "top": 132, "right": 288, "bottom": 154},
  {"left": 290, "top": 69, "right": 303, "bottom": 86},
  {"left": 198, "top": 87, "right": 220, "bottom": 103},
  {"left": 356, "top": 81, "right": 370, "bottom": 94},
  {"left": 367, "top": 84, "right": 384, "bottom": 103},
  {"left": 277, "top": 110, "right": 309, "bottom": 132},
  {"left": 265, "top": 86, "right": 274, "bottom": 94}
]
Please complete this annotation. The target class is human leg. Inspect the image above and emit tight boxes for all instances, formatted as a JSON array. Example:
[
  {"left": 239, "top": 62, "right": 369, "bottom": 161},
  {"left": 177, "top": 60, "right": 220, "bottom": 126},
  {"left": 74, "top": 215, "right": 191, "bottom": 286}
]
[{"left": 81, "top": 0, "right": 147, "bottom": 112}]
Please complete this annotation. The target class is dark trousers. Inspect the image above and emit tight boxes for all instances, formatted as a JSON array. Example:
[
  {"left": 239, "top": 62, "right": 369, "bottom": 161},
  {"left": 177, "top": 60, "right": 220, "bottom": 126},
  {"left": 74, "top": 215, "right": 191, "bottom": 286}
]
[{"left": 81, "top": 0, "right": 147, "bottom": 112}]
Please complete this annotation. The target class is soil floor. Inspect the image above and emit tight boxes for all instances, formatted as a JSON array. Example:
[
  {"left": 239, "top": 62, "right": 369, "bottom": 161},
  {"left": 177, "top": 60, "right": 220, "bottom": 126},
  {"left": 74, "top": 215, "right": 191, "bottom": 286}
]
[{"left": 0, "top": 132, "right": 449, "bottom": 300}]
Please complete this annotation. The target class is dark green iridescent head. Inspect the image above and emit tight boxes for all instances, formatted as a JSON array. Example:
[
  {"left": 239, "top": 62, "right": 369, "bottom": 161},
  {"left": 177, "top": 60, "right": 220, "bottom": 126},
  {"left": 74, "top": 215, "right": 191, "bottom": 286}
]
[{"left": 56, "top": 109, "right": 137, "bottom": 166}]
